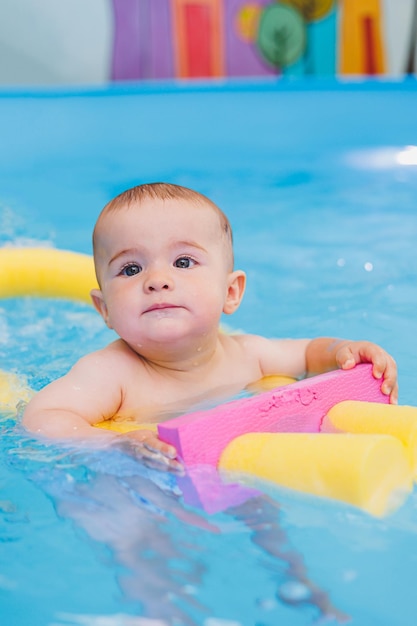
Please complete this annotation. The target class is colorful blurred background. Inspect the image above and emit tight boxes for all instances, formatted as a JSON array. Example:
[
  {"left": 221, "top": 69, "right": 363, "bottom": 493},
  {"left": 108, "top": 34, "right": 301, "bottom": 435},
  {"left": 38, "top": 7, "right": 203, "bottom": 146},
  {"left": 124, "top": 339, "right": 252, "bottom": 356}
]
[{"left": 1, "top": 0, "right": 416, "bottom": 85}]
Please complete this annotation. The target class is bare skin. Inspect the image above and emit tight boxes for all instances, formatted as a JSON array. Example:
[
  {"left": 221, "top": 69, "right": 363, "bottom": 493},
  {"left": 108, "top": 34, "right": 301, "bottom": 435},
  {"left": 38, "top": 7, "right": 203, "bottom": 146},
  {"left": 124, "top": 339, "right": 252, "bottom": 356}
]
[{"left": 23, "top": 192, "right": 398, "bottom": 471}]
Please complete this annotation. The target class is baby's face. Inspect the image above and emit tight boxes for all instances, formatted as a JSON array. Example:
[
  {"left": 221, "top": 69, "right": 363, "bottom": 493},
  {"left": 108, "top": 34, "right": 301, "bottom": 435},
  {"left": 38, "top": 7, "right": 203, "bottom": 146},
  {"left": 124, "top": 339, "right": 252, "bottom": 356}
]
[{"left": 92, "top": 198, "right": 236, "bottom": 352}]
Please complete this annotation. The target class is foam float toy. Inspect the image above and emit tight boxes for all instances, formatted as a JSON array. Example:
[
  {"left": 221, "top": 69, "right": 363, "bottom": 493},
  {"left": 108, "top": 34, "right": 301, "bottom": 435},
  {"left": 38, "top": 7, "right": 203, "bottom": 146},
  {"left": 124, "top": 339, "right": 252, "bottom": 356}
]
[
  {"left": 1, "top": 247, "right": 417, "bottom": 517},
  {"left": 158, "top": 365, "right": 413, "bottom": 517},
  {"left": 158, "top": 365, "right": 387, "bottom": 465}
]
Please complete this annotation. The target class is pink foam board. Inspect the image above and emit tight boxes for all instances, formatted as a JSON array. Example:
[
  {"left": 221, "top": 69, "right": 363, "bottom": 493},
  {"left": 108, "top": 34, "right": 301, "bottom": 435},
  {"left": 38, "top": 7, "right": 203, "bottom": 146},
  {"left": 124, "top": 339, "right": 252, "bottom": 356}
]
[
  {"left": 176, "top": 466, "right": 260, "bottom": 514},
  {"left": 158, "top": 364, "right": 387, "bottom": 467}
]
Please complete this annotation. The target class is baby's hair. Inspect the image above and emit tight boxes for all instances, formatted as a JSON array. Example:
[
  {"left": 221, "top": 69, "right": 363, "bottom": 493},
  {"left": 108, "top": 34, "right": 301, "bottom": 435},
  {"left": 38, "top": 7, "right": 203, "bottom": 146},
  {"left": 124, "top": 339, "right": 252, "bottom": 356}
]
[{"left": 93, "top": 182, "right": 234, "bottom": 267}]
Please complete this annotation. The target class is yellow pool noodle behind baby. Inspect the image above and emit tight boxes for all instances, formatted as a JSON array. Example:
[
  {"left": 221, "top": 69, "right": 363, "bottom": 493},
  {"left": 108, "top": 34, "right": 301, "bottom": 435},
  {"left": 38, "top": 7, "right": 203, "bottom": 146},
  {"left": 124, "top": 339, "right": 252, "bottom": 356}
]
[
  {"left": 219, "top": 432, "right": 413, "bottom": 517},
  {"left": 95, "top": 420, "right": 158, "bottom": 433},
  {"left": 0, "top": 247, "right": 98, "bottom": 303}
]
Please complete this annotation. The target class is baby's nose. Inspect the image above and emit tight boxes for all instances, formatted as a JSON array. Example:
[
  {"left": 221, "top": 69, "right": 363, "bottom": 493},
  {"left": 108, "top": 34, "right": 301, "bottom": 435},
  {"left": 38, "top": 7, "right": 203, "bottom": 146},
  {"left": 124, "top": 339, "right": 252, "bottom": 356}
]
[
  {"left": 148, "top": 282, "right": 169, "bottom": 292},
  {"left": 144, "top": 270, "right": 173, "bottom": 292}
]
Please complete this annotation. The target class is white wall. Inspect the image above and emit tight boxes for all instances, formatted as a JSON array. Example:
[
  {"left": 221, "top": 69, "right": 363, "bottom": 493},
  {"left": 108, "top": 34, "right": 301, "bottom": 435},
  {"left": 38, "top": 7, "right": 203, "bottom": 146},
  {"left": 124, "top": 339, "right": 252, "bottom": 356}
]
[
  {"left": 382, "top": 0, "right": 415, "bottom": 75},
  {"left": 0, "top": 0, "right": 113, "bottom": 85}
]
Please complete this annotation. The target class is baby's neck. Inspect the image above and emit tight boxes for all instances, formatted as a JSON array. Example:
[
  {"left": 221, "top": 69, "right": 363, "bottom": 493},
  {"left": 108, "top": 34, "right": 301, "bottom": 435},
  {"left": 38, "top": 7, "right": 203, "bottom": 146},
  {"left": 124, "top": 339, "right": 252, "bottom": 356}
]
[{"left": 129, "top": 331, "right": 225, "bottom": 379}]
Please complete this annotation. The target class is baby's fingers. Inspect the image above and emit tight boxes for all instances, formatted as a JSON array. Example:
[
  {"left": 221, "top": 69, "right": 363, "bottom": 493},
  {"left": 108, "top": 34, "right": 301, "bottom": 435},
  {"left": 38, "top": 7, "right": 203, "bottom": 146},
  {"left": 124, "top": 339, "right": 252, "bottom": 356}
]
[
  {"left": 335, "top": 345, "right": 358, "bottom": 370},
  {"left": 335, "top": 342, "right": 398, "bottom": 405},
  {"left": 141, "top": 443, "right": 184, "bottom": 473},
  {"left": 124, "top": 439, "right": 184, "bottom": 473},
  {"left": 142, "top": 436, "right": 178, "bottom": 460},
  {"left": 117, "top": 429, "right": 184, "bottom": 472},
  {"left": 377, "top": 357, "right": 398, "bottom": 404}
]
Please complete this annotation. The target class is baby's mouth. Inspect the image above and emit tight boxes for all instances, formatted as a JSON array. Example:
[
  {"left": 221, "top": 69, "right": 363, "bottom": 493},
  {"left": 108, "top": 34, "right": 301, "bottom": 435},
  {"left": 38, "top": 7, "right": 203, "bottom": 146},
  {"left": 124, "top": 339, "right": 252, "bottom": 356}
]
[{"left": 143, "top": 303, "right": 181, "bottom": 314}]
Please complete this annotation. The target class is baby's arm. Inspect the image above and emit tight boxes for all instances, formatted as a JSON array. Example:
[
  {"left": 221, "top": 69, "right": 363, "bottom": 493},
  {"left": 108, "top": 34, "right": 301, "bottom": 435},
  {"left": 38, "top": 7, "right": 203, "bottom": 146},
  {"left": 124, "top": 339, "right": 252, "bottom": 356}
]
[
  {"left": 22, "top": 352, "right": 182, "bottom": 471},
  {"left": 241, "top": 334, "right": 397, "bottom": 403}
]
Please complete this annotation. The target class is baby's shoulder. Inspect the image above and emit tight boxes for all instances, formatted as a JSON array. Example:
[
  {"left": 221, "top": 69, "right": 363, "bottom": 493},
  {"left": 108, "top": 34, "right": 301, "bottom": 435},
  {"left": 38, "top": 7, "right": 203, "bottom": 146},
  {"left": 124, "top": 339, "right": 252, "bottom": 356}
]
[
  {"left": 226, "top": 332, "right": 296, "bottom": 364},
  {"left": 224, "top": 332, "right": 273, "bottom": 357},
  {"left": 73, "top": 339, "right": 144, "bottom": 374}
]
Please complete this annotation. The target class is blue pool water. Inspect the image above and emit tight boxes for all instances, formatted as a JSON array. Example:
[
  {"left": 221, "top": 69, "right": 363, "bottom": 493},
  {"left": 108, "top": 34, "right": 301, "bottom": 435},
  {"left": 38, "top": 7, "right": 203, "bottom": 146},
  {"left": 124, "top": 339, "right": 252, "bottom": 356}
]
[{"left": 1, "top": 80, "right": 417, "bottom": 626}]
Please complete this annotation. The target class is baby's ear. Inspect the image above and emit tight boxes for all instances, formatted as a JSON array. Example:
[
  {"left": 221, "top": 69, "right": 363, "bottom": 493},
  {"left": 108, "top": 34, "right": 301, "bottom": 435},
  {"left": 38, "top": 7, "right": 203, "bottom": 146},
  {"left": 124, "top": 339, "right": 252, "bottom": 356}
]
[
  {"left": 90, "top": 289, "right": 112, "bottom": 328},
  {"left": 223, "top": 270, "right": 246, "bottom": 315}
]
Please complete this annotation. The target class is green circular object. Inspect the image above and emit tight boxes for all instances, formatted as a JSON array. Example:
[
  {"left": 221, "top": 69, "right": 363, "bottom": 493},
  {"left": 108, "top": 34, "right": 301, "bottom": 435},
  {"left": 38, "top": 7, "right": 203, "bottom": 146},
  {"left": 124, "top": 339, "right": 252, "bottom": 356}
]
[
  {"left": 256, "top": 3, "right": 306, "bottom": 69},
  {"left": 285, "top": 0, "right": 334, "bottom": 23}
]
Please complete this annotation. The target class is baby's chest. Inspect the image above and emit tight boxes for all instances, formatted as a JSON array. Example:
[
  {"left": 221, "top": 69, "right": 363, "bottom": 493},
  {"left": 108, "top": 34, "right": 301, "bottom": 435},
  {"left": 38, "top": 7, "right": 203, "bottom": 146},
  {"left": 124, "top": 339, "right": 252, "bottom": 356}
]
[{"left": 116, "top": 375, "right": 205, "bottom": 424}]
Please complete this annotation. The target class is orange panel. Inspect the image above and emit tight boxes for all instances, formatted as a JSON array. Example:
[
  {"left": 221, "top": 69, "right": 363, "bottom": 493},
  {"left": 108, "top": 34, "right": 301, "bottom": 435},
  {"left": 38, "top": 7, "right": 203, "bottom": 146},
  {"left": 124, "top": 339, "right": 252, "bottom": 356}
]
[{"left": 339, "top": 0, "right": 386, "bottom": 75}]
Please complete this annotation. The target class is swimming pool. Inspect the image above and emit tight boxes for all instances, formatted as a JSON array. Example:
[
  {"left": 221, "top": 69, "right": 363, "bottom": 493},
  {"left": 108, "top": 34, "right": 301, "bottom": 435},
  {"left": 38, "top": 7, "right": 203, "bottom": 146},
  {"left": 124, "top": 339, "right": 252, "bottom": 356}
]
[{"left": 1, "top": 80, "right": 417, "bottom": 626}]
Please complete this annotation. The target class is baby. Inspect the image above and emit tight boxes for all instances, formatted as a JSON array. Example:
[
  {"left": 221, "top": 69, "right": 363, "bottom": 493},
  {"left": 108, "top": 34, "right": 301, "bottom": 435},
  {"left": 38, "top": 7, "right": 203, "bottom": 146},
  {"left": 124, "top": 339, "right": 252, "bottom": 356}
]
[{"left": 23, "top": 182, "right": 398, "bottom": 471}]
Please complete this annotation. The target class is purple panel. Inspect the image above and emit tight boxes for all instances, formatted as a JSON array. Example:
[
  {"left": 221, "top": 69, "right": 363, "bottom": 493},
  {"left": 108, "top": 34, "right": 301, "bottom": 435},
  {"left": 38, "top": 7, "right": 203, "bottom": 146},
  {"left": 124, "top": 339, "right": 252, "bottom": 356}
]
[
  {"left": 224, "top": 0, "right": 275, "bottom": 77},
  {"left": 150, "top": 0, "right": 174, "bottom": 79},
  {"left": 111, "top": 0, "right": 142, "bottom": 80},
  {"left": 111, "top": 0, "right": 173, "bottom": 80},
  {"left": 138, "top": 0, "right": 151, "bottom": 79}
]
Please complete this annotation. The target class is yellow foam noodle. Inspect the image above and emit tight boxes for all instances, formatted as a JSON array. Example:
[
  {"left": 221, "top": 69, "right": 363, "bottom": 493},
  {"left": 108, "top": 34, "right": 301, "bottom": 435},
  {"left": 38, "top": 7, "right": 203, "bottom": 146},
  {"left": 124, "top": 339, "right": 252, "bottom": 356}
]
[
  {"left": 0, "top": 247, "right": 98, "bottom": 303},
  {"left": 247, "top": 374, "right": 297, "bottom": 393},
  {"left": 323, "top": 400, "right": 417, "bottom": 479},
  {"left": 219, "top": 432, "right": 413, "bottom": 517},
  {"left": 94, "top": 420, "right": 158, "bottom": 434}
]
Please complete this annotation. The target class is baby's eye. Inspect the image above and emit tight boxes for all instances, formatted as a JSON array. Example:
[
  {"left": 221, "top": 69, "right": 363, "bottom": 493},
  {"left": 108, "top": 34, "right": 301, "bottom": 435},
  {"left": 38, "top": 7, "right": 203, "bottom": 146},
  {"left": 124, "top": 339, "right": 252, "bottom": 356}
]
[
  {"left": 174, "top": 256, "right": 195, "bottom": 269},
  {"left": 121, "top": 263, "right": 142, "bottom": 277}
]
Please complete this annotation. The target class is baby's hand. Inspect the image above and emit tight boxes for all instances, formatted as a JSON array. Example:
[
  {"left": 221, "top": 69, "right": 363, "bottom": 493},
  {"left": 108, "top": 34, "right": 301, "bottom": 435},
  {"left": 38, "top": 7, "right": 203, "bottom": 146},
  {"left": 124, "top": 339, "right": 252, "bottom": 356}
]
[
  {"left": 119, "top": 429, "right": 184, "bottom": 473},
  {"left": 335, "top": 341, "right": 398, "bottom": 404}
]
